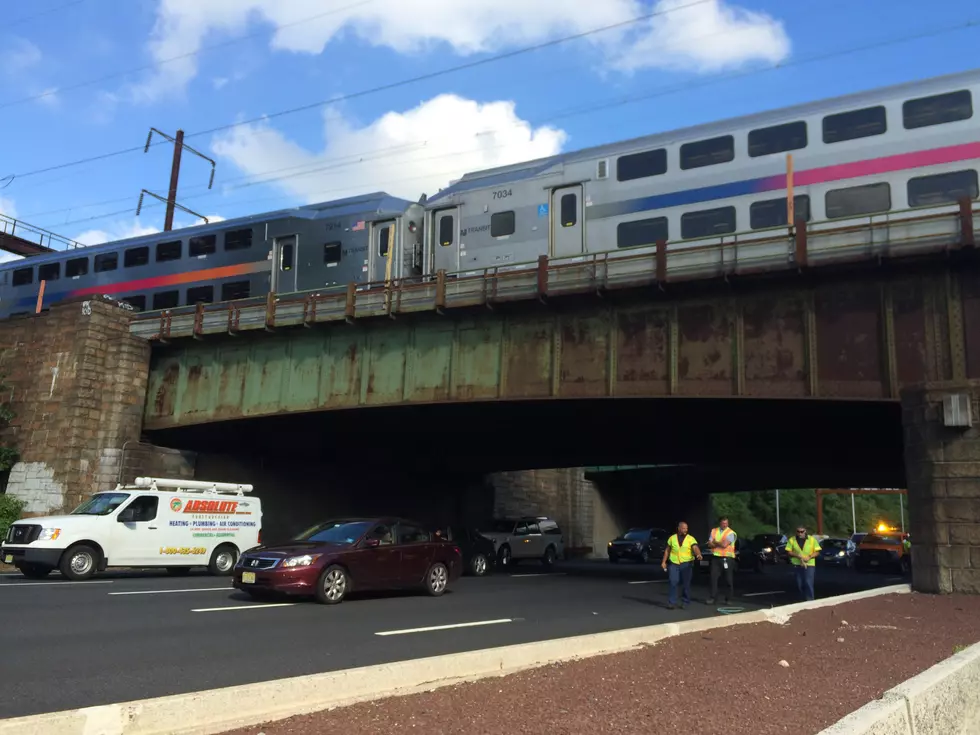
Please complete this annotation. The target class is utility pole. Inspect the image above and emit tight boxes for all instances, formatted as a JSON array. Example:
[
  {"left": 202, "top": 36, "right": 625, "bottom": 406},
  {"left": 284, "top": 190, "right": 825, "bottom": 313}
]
[{"left": 138, "top": 128, "right": 216, "bottom": 231}]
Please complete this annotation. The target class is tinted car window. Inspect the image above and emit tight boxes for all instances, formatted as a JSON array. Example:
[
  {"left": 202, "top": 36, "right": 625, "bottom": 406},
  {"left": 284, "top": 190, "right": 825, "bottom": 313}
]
[
  {"left": 623, "top": 529, "right": 651, "bottom": 541},
  {"left": 296, "top": 520, "right": 373, "bottom": 544}
]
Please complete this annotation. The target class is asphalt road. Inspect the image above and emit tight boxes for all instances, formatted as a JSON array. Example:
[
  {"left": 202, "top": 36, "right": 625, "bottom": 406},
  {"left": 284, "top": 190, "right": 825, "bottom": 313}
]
[{"left": 0, "top": 559, "right": 903, "bottom": 719}]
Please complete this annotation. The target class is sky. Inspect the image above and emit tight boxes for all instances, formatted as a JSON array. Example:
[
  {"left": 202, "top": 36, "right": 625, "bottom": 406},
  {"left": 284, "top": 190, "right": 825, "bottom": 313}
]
[{"left": 0, "top": 0, "right": 977, "bottom": 259}]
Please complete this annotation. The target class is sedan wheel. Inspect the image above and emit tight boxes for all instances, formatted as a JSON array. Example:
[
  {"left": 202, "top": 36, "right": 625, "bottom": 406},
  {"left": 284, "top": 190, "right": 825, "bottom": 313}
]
[
  {"left": 470, "top": 553, "right": 488, "bottom": 577},
  {"left": 426, "top": 562, "right": 449, "bottom": 596},
  {"left": 315, "top": 565, "right": 349, "bottom": 605}
]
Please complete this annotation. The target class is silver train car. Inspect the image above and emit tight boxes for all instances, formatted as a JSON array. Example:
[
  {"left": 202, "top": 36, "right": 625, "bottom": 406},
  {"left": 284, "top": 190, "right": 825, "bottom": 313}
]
[
  {"left": 0, "top": 192, "right": 425, "bottom": 318},
  {"left": 423, "top": 68, "right": 980, "bottom": 274}
]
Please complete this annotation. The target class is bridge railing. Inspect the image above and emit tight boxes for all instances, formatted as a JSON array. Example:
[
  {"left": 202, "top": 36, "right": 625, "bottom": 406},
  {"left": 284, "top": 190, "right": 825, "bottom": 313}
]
[
  {"left": 131, "top": 198, "right": 977, "bottom": 341},
  {"left": 0, "top": 213, "right": 82, "bottom": 252}
]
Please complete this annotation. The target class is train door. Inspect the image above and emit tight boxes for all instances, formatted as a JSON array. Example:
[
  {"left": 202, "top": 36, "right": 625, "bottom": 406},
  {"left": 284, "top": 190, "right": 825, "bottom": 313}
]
[
  {"left": 370, "top": 220, "right": 396, "bottom": 283},
  {"left": 551, "top": 185, "right": 584, "bottom": 257},
  {"left": 431, "top": 208, "right": 459, "bottom": 274},
  {"left": 272, "top": 235, "right": 298, "bottom": 293}
]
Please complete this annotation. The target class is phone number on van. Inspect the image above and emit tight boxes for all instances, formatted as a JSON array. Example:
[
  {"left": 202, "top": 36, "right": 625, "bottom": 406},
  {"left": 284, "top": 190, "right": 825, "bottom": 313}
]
[{"left": 159, "top": 546, "right": 207, "bottom": 555}]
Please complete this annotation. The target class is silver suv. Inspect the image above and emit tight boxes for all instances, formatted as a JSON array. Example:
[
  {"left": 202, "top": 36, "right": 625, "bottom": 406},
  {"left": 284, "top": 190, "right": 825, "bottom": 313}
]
[{"left": 479, "top": 517, "right": 564, "bottom": 570}]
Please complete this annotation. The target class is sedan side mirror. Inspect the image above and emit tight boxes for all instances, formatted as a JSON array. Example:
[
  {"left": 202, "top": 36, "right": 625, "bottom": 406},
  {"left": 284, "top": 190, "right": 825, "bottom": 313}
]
[{"left": 363, "top": 538, "right": 380, "bottom": 548}]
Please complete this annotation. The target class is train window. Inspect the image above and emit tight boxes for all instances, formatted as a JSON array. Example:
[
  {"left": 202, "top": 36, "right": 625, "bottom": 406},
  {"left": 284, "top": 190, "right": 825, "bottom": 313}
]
[
  {"left": 323, "top": 241, "right": 341, "bottom": 265},
  {"left": 680, "top": 206, "right": 737, "bottom": 239},
  {"left": 38, "top": 262, "right": 60, "bottom": 282},
  {"left": 121, "top": 295, "right": 146, "bottom": 311},
  {"left": 907, "top": 169, "right": 979, "bottom": 208},
  {"left": 189, "top": 234, "right": 216, "bottom": 257},
  {"left": 617, "top": 149, "right": 667, "bottom": 181},
  {"left": 94, "top": 252, "right": 118, "bottom": 273},
  {"left": 822, "top": 105, "right": 886, "bottom": 144},
  {"left": 680, "top": 135, "right": 735, "bottom": 171},
  {"left": 560, "top": 194, "right": 577, "bottom": 227},
  {"left": 490, "top": 211, "right": 515, "bottom": 238},
  {"left": 221, "top": 281, "right": 251, "bottom": 301},
  {"left": 748, "top": 121, "right": 808, "bottom": 157},
  {"left": 124, "top": 246, "right": 149, "bottom": 268},
  {"left": 378, "top": 227, "right": 391, "bottom": 257},
  {"left": 156, "top": 240, "right": 181, "bottom": 262},
  {"left": 903, "top": 90, "right": 972, "bottom": 130},
  {"left": 185, "top": 286, "right": 213, "bottom": 305},
  {"left": 153, "top": 290, "right": 179, "bottom": 310},
  {"left": 617, "top": 217, "right": 669, "bottom": 248},
  {"left": 749, "top": 195, "right": 812, "bottom": 230},
  {"left": 438, "top": 214, "right": 454, "bottom": 246},
  {"left": 224, "top": 228, "right": 252, "bottom": 250},
  {"left": 12, "top": 267, "right": 32, "bottom": 286},
  {"left": 825, "top": 182, "right": 891, "bottom": 219},
  {"left": 279, "top": 237, "right": 295, "bottom": 271},
  {"left": 65, "top": 257, "right": 88, "bottom": 278}
]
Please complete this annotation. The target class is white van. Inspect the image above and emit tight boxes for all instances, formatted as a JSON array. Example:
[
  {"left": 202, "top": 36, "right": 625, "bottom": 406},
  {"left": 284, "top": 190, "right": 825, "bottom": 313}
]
[{"left": 1, "top": 477, "right": 262, "bottom": 581}]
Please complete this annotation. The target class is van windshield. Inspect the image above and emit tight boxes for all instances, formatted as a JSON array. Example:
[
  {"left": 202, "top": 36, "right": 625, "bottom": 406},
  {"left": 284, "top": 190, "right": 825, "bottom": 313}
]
[{"left": 71, "top": 493, "right": 130, "bottom": 516}]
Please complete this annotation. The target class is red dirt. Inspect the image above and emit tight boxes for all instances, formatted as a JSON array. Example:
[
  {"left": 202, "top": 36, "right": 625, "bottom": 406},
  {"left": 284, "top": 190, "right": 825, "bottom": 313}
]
[{"left": 223, "top": 592, "right": 980, "bottom": 735}]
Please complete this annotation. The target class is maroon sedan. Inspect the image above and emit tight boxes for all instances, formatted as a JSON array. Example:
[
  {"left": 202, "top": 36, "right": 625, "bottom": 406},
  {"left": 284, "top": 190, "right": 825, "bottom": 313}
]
[{"left": 232, "top": 517, "right": 462, "bottom": 604}]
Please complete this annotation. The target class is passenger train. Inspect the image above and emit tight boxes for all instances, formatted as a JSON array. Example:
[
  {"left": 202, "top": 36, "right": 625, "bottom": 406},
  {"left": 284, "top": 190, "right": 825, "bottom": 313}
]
[{"left": 1, "top": 68, "right": 977, "bottom": 319}]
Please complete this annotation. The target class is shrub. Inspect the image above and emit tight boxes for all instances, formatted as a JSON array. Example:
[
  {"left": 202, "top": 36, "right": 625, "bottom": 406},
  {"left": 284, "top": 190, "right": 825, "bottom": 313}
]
[{"left": 0, "top": 493, "right": 25, "bottom": 542}]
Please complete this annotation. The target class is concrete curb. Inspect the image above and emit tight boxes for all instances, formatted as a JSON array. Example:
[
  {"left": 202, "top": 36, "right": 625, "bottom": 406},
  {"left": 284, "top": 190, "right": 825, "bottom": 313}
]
[
  {"left": 0, "top": 584, "right": 909, "bottom": 735},
  {"left": 817, "top": 637, "right": 980, "bottom": 735}
]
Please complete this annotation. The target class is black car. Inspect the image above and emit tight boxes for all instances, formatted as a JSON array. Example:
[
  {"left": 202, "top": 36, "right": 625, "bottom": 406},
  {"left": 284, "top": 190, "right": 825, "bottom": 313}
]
[
  {"left": 752, "top": 533, "right": 788, "bottom": 565},
  {"left": 697, "top": 537, "right": 763, "bottom": 574},
  {"left": 607, "top": 527, "right": 668, "bottom": 564},
  {"left": 442, "top": 526, "right": 496, "bottom": 577}
]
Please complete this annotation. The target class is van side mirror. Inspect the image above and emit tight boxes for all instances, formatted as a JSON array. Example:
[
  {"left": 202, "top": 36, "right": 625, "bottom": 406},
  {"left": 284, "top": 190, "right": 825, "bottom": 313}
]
[{"left": 118, "top": 508, "right": 135, "bottom": 523}]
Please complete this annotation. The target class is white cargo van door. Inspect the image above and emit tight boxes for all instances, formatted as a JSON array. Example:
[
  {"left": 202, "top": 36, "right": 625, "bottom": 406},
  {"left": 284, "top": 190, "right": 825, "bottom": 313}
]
[{"left": 112, "top": 495, "right": 162, "bottom": 566}]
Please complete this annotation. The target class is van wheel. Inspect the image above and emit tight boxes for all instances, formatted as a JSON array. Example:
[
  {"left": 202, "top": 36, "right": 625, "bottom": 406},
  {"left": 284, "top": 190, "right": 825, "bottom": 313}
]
[
  {"left": 60, "top": 544, "right": 99, "bottom": 581},
  {"left": 208, "top": 545, "right": 238, "bottom": 576},
  {"left": 315, "top": 565, "right": 349, "bottom": 605},
  {"left": 19, "top": 564, "right": 52, "bottom": 580}
]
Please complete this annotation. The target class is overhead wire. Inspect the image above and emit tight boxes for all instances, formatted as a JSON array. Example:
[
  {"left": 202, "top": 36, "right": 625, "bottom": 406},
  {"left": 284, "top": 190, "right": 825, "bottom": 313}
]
[
  {"left": 36, "top": 16, "right": 980, "bottom": 233},
  {"left": 6, "top": 0, "right": 87, "bottom": 29},
  {"left": 3, "top": 0, "right": 713, "bottom": 182}
]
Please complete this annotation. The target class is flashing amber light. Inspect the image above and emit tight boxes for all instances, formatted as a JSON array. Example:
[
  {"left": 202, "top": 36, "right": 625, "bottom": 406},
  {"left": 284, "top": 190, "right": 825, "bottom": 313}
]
[{"left": 877, "top": 523, "right": 887, "bottom": 532}]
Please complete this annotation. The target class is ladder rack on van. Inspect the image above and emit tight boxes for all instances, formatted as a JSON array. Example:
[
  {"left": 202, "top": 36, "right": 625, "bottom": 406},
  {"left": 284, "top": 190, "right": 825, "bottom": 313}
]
[{"left": 117, "top": 477, "right": 254, "bottom": 496}]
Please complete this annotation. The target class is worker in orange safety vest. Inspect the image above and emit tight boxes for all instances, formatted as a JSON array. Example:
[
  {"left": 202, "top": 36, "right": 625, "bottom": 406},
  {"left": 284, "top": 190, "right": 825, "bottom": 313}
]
[{"left": 705, "top": 516, "right": 737, "bottom": 606}]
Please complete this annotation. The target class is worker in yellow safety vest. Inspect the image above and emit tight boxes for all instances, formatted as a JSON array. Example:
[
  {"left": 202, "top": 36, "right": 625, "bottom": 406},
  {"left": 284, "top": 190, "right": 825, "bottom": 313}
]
[
  {"left": 705, "top": 516, "right": 737, "bottom": 606},
  {"left": 660, "top": 521, "right": 702, "bottom": 610},
  {"left": 785, "top": 524, "right": 822, "bottom": 601}
]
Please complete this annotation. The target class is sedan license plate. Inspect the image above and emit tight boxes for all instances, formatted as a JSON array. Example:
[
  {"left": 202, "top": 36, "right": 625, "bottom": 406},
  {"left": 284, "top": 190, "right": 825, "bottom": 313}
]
[
  {"left": 3, "top": 554, "right": 12, "bottom": 564},
  {"left": 241, "top": 571, "right": 256, "bottom": 584}
]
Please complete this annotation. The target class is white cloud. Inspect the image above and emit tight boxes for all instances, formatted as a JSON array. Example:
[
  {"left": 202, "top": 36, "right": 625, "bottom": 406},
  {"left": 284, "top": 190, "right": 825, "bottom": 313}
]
[
  {"left": 2, "top": 37, "right": 42, "bottom": 75},
  {"left": 0, "top": 196, "right": 18, "bottom": 219},
  {"left": 211, "top": 93, "right": 566, "bottom": 203},
  {"left": 74, "top": 219, "right": 161, "bottom": 246},
  {"left": 134, "top": 0, "right": 790, "bottom": 100}
]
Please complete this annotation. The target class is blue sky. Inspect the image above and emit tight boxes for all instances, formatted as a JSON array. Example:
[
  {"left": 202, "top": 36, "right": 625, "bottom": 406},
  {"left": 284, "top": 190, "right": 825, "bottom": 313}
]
[{"left": 0, "top": 0, "right": 977, "bottom": 252}]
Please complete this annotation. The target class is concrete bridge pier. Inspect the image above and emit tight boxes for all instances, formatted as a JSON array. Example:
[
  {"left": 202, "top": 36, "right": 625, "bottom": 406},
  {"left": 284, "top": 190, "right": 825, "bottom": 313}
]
[{"left": 902, "top": 380, "right": 980, "bottom": 594}]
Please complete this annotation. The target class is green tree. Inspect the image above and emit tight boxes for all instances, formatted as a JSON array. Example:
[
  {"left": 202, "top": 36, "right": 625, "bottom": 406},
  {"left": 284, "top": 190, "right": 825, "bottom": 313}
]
[{"left": 0, "top": 369, "right": 21, "bottom": 541}]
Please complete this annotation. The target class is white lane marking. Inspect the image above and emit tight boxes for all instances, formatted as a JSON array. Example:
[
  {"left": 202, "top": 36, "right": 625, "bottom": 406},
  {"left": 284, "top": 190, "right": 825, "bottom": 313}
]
[
  {"left": 0, "top": 580, "right": 115, "bottom": 587},
  {"left": 627, "top": 579, "right": 667, "bottom": 585},
  {"left": 192, "top": 603, "right": 297, "bottom": 612},
  {"left": 742, "top": 591, "right": 785, "bottom": 597},
  {"left": 375, "top": 619, "right": 513, "bottom": 636},
  {"left": 110, "top": 587, "right": 231, "bottom": 596},
  {"left": 509, "top": 573, "right": 566, "bottom": 578}
]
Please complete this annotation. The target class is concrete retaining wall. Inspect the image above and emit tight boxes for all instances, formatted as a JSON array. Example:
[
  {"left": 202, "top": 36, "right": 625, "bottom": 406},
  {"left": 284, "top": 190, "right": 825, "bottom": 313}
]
[{"left": 818, "top": 639, "right": 980, "bottom": 735}]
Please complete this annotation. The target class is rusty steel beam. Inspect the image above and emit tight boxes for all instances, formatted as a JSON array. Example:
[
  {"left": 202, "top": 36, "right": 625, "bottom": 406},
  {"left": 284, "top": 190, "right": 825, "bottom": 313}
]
[{"left": 143, "top": 263, "right": 980, "bottom": 430}]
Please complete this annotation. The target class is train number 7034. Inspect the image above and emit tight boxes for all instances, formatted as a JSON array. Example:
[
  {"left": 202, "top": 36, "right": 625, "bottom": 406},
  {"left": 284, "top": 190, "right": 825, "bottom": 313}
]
[{"left": 492, "top": 189, "right": 512, "bottom": 199}]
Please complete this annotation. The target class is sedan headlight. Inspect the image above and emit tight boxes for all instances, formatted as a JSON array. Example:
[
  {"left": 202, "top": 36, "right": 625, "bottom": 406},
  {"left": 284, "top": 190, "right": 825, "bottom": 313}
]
[
  {"left": 282, "top": 554, "right": 321, "bottom": 568},
  {"left": 837, "top": 550, "right": 846, "bottom": 557},
  {"left": 763, "top": 547, "right": 772, "bottom": 553},
  {"left": 38, "top": 528, "right": 61, "bottom": 541}
]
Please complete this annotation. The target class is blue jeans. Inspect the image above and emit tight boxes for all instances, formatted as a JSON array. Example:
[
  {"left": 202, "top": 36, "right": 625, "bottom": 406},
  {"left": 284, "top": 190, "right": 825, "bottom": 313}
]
[
  {"left": 668, "top": 561, "right": 693, "bottom": 605},
  {"left": 794, "top": 565, "right": 815, "bottom": 601}
]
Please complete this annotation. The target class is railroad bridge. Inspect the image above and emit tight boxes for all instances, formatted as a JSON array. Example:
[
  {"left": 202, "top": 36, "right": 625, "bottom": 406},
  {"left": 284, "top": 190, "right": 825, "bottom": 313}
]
[{"left": 0, "top": 204, "right": 977, "bottom": 593}]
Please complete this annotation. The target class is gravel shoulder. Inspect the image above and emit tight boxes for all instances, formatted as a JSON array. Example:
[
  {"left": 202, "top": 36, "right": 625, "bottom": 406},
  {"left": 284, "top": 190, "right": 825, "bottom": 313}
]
[{"left": 223, "top": 592, "right": 980, "bottom": 735}]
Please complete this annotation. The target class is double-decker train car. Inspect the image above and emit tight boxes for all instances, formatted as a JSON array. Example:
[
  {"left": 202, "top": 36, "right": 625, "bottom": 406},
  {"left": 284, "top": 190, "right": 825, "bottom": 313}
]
[
  {"left": 0, "top": 192, "right": 425, "bottom": 319},
  {"left": 423, "top": 68, "right": 979, "bottom": 273}
]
